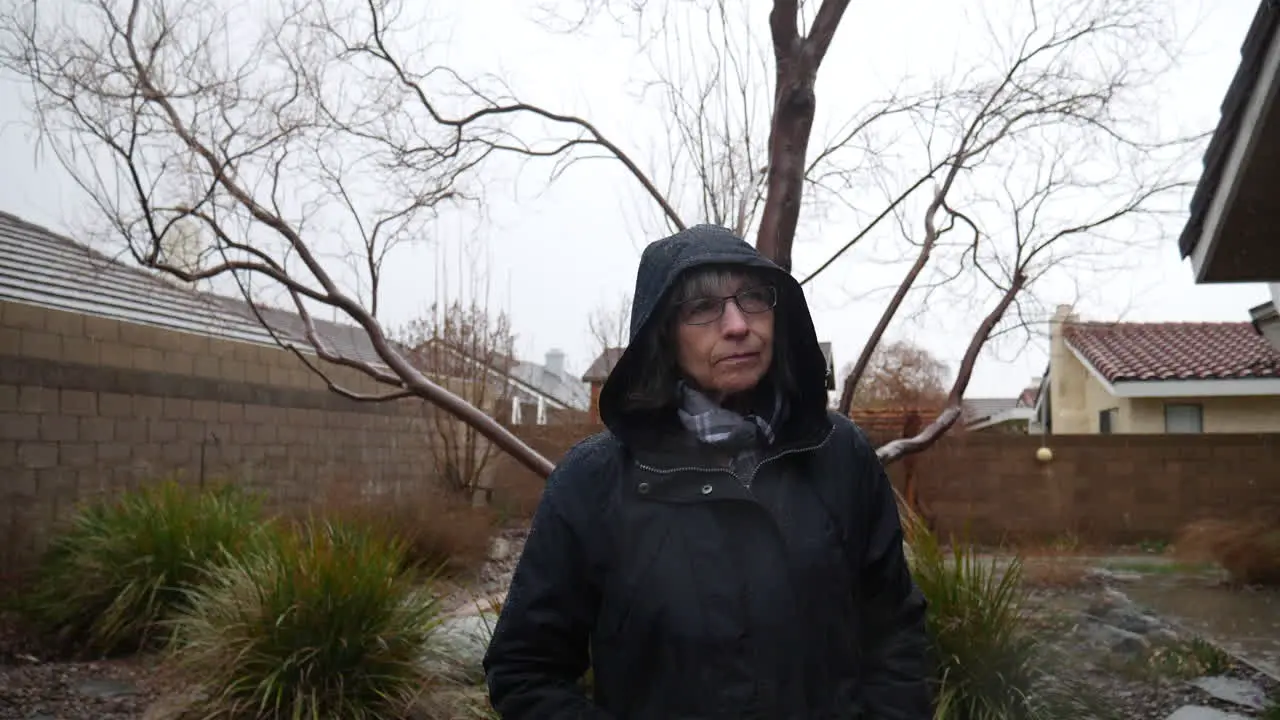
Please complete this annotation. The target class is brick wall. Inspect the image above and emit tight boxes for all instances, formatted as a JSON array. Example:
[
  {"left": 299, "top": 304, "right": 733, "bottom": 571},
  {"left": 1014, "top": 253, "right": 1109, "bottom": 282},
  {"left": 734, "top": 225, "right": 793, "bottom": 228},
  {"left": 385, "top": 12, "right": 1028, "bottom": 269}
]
[
  {"left": 0, "top": 300, "right": 441, "bottom": 574},
  {"left": 907, "top": 433, "right": 1280, "bottom": 545},
  {"left": 491, "top": 422, "right": 1280, "bottom": 546}
]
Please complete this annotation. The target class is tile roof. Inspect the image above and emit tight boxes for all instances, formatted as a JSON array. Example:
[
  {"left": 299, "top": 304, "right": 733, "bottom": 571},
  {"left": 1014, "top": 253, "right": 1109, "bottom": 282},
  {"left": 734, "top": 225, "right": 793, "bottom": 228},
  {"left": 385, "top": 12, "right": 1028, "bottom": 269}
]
[
  {"left": 0, "top": 209, "right": 388, "bottom": 367},
  {"left": 205, "top": 294, "right": 388, "bottom": 368},
  {"left": 0, "top": 210, "right": 279, "bottom": 346},
  {"left": 582, "top": 347, "right": 625, "bottom": 383},
  {"left": 1063, "top": 321, "right": 1280, "bottom": 382}
]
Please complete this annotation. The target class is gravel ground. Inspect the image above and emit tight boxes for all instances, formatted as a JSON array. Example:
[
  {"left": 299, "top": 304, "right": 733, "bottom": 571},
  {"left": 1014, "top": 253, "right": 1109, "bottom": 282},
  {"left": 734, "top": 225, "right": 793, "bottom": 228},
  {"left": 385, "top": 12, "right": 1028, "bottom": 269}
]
[
  {"left": 3, "top": 546, "right": 1275, "bottom": 720},
  {"left": 1027, "top": 579, "right": 1280, "bottom": 719},
  {"left": 0, "top": 614, "right": 174, "bottom": 720}
]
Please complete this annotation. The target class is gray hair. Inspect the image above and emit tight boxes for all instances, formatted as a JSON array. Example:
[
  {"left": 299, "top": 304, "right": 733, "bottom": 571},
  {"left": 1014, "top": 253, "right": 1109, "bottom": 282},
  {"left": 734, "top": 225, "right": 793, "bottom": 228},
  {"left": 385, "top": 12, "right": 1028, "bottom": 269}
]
[{"left": 671, "top": 266, "right": 769, "bottom": 303}]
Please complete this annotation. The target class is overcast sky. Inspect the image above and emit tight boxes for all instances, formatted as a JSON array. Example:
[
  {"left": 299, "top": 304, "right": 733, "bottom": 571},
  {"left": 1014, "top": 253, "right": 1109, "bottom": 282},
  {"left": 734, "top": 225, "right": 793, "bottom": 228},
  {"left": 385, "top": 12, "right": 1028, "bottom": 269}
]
[{"left": 0, "top": 0, "right": 1269, "bottom": 399}]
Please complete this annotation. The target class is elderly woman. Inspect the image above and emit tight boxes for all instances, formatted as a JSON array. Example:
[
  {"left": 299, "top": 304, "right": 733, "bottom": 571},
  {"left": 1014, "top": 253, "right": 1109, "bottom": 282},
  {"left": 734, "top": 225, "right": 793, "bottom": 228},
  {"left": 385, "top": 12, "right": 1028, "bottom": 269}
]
[{"left": 482, "top": 225, "right": 931, "bottom": 719}]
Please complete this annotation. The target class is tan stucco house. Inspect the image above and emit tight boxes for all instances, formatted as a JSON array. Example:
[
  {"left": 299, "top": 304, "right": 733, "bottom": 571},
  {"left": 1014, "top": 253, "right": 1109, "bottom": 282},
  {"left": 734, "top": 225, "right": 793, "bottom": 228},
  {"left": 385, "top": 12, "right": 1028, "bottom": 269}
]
[{"left": 1038, "top": 305, "right": 1280, "bottom": 434}]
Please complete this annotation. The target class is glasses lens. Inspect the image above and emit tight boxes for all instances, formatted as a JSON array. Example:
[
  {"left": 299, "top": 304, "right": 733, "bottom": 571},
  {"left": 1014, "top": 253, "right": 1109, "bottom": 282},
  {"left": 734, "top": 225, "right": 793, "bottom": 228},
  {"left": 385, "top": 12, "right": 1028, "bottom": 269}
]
[
  {"left": 737, "top": 286, "right": 776, "bottom": 313},
  {"left": 680, "top": 297, "right": 725, "bottom": 325}
]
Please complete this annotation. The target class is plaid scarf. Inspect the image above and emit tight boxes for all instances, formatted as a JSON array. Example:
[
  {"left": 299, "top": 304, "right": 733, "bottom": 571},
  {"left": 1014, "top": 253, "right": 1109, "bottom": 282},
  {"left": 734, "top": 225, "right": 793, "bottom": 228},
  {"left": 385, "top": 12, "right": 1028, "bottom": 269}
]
[{"left": 676, "top": 381, "right": 785, "bottom": 484}]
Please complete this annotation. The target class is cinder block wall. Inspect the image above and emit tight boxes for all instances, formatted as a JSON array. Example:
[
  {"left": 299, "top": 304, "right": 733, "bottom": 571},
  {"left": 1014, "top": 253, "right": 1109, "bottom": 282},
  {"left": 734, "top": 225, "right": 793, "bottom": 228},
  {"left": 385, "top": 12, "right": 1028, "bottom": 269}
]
[
  {"left": 495, "top": 423, "right": 1280, "bottom": 545},
  {"left": 0, "top": 299, "right": 437, "bottom": 575}
]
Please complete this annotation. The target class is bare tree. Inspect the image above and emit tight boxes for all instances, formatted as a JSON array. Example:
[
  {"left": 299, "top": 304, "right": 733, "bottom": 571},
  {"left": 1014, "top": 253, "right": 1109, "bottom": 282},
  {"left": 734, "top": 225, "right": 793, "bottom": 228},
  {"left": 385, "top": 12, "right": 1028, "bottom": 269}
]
[
  {"left": 586, "top": 292, "right": 632, "bottom": 360},
  {"left": 540, "top": 0, "right": 1203, "bottom": 464},
  {"left": 844, "top": 341, "right": 949, "bottom": 411},
  {"left": 2, "top": 0, "right": 1206, "bottom": 479},
  {"left": 0, "top": 0, "right": 570, "bottom": 476},
  {"left": 396, "top": 244, "right": 517, "bottom": 505},
  {"left": 401, "top": 303, "right": 514, "bottom": 505}
]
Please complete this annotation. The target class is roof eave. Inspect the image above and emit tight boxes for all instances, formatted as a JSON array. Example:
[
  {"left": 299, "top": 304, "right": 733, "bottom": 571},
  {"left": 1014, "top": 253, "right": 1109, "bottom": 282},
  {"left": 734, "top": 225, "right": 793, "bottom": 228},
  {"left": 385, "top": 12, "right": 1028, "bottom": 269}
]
[{"left": 1178, "top": 0, "right": 1280, "bottom": 267}]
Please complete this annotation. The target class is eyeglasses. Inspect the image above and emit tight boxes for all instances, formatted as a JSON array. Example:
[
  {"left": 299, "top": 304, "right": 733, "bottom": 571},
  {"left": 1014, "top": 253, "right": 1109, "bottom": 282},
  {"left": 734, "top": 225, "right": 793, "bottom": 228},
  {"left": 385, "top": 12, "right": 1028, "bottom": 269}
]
[{"left": 675, "top": 286, "right": 778, "bottom": 326}]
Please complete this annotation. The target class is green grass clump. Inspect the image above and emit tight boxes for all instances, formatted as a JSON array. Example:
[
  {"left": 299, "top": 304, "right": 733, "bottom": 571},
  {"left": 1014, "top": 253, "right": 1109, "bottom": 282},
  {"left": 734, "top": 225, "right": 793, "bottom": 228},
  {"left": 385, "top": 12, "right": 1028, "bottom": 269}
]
[
  {"left": 171, "top": 517, "right": 442, "bottom": 719},
  {"left": 908, "top": 520, "right": 1043, "bottom": 720},
  {"left": 17, "top": 481, "right": 263, "bottom": 656}
]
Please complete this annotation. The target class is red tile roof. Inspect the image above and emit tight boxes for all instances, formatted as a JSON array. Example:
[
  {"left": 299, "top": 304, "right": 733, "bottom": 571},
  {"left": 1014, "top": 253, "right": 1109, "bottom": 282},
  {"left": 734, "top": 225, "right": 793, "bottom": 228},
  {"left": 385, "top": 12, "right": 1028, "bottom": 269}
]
[{"left": 1063, "top": 321, "right": 1280, "bottom": 382}]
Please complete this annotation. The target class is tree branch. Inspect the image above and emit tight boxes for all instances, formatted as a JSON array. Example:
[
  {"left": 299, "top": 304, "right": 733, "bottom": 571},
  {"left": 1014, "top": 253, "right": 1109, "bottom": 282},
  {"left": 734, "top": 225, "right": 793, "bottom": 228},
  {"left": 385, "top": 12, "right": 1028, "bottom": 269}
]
[{"left": 876, "top": 270, "right": 1026, "bottom": 465}]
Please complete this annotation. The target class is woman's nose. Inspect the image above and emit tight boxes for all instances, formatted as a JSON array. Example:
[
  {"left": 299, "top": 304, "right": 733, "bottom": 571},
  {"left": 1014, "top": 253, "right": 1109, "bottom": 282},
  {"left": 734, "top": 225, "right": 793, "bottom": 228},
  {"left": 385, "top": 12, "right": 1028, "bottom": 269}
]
[{"left": 719, "top": 302, "right": 750, "bottom": 336}]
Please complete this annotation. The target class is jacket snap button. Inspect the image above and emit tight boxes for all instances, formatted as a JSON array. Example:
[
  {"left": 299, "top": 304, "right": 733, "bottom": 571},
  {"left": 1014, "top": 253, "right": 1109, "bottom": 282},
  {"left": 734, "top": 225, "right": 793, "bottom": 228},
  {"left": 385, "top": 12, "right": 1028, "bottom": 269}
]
[
  {"left": 701, "top": 484, "right": 713, "bottom": 495},
  {"left": 637, "top": 482, "right": 650, "bottom": 494}
]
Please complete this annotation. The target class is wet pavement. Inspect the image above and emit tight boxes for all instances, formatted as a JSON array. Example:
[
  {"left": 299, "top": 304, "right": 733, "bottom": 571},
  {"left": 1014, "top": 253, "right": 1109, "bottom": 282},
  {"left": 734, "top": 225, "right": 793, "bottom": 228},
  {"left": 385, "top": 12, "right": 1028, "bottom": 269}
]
[{"left": 1123, "top": 574, "right": 1280, "bottom": 680}]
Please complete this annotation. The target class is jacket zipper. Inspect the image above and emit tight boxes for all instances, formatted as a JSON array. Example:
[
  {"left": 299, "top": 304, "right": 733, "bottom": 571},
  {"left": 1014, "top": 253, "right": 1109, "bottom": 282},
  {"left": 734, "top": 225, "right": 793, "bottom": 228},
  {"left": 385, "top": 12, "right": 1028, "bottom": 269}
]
[
  {"left": 633, "top": 426, "right": 835, "bottom": 486},
  {"left": 631, "top": 425, "right": 836, "bottom": 711}
]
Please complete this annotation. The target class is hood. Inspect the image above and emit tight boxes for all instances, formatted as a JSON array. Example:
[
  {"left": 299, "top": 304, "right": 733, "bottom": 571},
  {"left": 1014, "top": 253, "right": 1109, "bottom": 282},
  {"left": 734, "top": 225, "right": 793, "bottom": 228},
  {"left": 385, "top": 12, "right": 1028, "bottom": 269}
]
[{"left": 599, "top": 224, "right": 831, "bottom": 439}]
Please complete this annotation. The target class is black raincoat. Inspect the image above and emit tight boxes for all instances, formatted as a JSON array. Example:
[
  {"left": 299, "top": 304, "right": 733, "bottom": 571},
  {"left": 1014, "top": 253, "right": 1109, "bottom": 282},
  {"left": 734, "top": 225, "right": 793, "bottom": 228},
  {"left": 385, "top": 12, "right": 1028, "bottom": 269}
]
[{"left": 482, "top": 225, "right": 931, "bottom": 719}]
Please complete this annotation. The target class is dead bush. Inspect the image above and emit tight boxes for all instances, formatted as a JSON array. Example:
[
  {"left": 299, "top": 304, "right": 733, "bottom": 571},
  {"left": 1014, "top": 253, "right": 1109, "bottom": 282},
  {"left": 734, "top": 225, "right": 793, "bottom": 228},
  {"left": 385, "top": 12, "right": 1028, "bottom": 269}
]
[
  {"left": 1175, "top": 519, "right": 1280, "bottom": 586},
  {"left": 311, "top": 484, "right": 497, "bottom": 581}
]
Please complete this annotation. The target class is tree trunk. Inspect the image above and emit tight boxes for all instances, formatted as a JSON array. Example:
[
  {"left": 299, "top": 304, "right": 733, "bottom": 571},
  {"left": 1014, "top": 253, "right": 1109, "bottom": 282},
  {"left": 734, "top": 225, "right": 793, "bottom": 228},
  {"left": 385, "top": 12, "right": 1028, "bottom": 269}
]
[{"left": 756, "top": 75, "right": 817, "bottom": 272}]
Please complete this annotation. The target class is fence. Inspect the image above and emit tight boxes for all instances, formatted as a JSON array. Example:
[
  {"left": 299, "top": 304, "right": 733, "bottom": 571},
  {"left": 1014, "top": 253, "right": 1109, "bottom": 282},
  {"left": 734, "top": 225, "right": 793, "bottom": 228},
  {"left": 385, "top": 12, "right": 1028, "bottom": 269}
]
[
  {"left": 1, "top": 300, "right": 439, "bottom": 575},
  {"left": 493, "top": 423, "right": 1280, "bottom": 545}
]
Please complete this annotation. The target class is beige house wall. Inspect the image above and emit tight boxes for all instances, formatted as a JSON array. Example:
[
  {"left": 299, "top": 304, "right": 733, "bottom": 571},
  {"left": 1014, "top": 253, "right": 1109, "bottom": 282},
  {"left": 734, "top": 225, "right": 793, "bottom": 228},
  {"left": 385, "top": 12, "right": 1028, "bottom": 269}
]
[
  {"left": 1048, "top": 305, "right": 1280, "bottom": 434},
  {"left": 1127, "top": 395, "right": 1280, "bottom": 433},
  {"left": 1048, "top": 307, "right": 1130, "bottom": 433}
]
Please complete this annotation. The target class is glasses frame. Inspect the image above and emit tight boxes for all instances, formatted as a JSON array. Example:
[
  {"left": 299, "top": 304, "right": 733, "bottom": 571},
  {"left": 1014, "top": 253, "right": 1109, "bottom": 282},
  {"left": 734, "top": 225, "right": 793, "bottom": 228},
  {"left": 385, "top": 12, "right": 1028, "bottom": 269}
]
[{"left": 675, "top": 285, "right": 778, "bottom": 326}]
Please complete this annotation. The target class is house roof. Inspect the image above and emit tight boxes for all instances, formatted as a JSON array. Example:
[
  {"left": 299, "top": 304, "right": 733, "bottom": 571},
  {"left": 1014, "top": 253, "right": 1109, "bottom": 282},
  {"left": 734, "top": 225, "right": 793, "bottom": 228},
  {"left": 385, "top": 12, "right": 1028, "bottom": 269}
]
[
  {"left": 0, "top": 210, "right": 279, "bottom": 347},
  {"left": 1, "top": 209, "right": 401, "bottom": 370},
  {"left": 408, "top": 338, "right": 589, "bottom": 410},
  {"left": 509, "top": 359, "right": 590, "bottom": 410},
  {"left": 1016, "top": 384, "right": 1040, "bottom": 407},
  {"left": 961, "top": 398, "right": 1019, "bottom": 423},
  {"left": 206, "top": 294, "right": 389, "bottom": 368},
  {"left": 582, "top": 346, "right": 625, "bottom": 383},
  {"left": 1063, "top": 321, "right": 1280, "bottom": 382},
  {"left": 1, "top": 209, "right": 591, "bottom": 409},
  {"left": 1178, "top": 0, "right": 1280, "bottom": 260}
]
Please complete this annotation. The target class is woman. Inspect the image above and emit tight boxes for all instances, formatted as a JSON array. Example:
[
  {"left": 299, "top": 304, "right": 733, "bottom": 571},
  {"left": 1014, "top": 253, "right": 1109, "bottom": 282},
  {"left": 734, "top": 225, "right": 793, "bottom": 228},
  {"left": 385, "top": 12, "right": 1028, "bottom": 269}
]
[{"left": 482, "top": 225, "right": 931, "bottom": 719}]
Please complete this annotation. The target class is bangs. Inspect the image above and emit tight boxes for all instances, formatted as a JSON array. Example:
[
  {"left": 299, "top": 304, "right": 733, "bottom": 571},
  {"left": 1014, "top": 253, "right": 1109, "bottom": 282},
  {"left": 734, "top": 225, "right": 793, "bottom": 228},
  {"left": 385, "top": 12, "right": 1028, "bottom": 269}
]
[{"left": 672, "top": 266, "right": 770, "bottom": 302}]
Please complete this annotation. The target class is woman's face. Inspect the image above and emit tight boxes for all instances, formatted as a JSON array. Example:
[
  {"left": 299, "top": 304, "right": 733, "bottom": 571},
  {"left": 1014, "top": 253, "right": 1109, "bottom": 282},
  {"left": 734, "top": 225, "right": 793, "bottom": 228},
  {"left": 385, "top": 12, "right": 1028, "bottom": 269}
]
[{"left": 672, "top": 270, "right": 775, "bottom": 401}]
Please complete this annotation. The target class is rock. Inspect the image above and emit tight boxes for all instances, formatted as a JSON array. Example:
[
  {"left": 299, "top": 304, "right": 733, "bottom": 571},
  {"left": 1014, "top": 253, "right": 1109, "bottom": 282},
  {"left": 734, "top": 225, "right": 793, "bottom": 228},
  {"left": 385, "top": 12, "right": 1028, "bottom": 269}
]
[
  {"left": 1087, "top": 567, "right": 1144, "bottom": 584},
  {"left": 1164, "top": 705, "right": 1252, "bottom": 720},
  {"left": 488, "top": 536, "right": 512, "bottom": 562},
  {"left": 1110, "top": 629, "right": 1151, "bottom": 658},
  {"left": 142, "top": 689, "right": 206, "bottom": 720},
  {"left": 1187, "top": 676, "right": 1267, "bottom": 711},
  {"left": 1109, "top": 571, "right": 1145, "bottom": 583},
  {"left": 1080, "top": 620, "right": 1151, "bottom": 658},
  {"left": 1085, "top": 587, "right": 1132, "bottom": 616},
  {"left": 1109, "top": 608, "right": 1165, "bottom": 635},
  {"left": 425, "top": 611, "right": 499, "bottom": 683},
  {"left": 75, "top": 677, "right": 138, "bottom": 698},
  {"left": 1083, "top": 587, "right": 1166, "bottom": 636}
]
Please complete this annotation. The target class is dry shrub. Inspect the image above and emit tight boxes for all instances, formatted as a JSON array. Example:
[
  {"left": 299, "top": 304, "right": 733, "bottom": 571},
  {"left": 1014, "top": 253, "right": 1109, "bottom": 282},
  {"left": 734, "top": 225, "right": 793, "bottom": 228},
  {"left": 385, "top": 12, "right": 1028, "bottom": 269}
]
[
  {"left": 171, "top": 518, "right": 441, "bottom": 720},
  {"left": 1175, "top": 519, "right": 1280, "bottom": 586},
  {"left": 313, "top": 484, "right": 497, "bottom": 581}
]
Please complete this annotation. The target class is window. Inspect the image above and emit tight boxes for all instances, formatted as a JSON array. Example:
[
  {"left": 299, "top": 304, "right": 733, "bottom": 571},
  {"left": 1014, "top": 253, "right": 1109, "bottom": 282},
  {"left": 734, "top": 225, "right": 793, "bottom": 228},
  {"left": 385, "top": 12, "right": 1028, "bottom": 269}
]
[
  {"left": 1164, "top": 403, "right": 1203, "bottom": 434},
  {"left": 1098, "top": 408, "right": 1118, "bottom": 434}
]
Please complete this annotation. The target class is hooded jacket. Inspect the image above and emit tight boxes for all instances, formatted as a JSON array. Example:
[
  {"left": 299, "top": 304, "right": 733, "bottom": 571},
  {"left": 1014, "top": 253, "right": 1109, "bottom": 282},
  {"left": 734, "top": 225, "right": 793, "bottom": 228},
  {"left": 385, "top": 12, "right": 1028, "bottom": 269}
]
[{"left": 482, "top": 225, "right": 931, "bottom": 719}]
